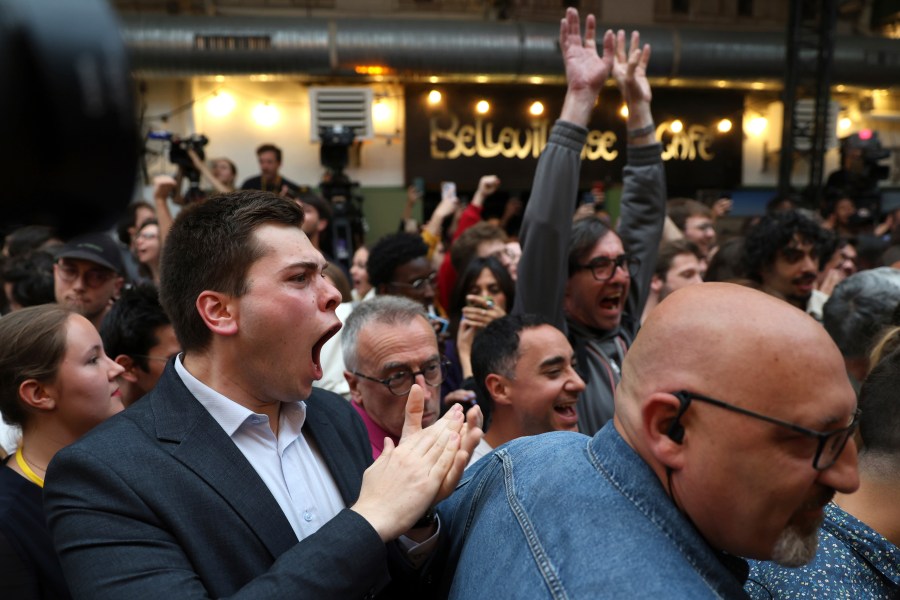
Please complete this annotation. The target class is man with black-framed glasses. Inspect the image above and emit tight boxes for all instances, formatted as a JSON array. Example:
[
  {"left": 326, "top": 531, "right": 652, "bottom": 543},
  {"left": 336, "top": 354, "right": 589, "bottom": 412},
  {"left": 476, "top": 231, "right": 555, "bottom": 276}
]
[
  {"left": 53, "top": 232, "right": 125, "bottom": 330},
  {"left": 434, "top": 282, "right": 860, "bottom": 596},
  {"left": 343, "top": 295, "right": 445, "bottom": 458},
  {"left": 513, "top": 8, "right": 665, "bottom": 437}
]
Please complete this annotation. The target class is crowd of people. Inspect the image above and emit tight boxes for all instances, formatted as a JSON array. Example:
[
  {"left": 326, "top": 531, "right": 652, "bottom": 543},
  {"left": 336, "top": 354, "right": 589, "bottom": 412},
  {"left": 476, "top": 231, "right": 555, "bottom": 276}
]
[{"left": 0, "top": 7, "right": 897, "bottom": 599}]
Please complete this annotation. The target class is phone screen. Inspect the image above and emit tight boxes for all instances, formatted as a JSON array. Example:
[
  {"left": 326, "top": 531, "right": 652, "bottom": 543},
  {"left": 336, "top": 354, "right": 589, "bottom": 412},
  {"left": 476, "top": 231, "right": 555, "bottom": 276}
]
[{"left": 441, "top": 181, "right": 456, "bottom": 202}]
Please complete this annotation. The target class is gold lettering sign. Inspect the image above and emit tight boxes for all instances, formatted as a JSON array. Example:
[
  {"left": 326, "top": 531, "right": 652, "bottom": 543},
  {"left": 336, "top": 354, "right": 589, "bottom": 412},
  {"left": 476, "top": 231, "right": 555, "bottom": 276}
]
[
  {"left": 430, "top": 114, "right": 714, "bottom": 162},
  {"left": 658, "top": 124, "right": 715, "bottom": 161}
]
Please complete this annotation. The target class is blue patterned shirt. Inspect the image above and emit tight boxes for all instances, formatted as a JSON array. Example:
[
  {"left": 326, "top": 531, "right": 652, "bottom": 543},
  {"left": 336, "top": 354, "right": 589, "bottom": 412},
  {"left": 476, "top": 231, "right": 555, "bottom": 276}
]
[{"left": 745, "top": 502, "right": 900, "bottom": 599}]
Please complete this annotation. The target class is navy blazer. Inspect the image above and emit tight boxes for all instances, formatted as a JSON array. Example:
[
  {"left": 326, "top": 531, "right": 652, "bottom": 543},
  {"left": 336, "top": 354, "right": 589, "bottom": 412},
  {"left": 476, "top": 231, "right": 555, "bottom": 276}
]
[{"left": 44, "top": 363, "right": 391, "bottom": 599}]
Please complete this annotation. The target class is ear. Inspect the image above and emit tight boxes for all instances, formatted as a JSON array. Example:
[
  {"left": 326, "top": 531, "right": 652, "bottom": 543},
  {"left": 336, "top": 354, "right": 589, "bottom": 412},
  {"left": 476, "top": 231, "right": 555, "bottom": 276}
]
[
  {"left": 484, "top": 374, "right": 512, "bottom": 406},
  {"left": 18, "top": 379, "right": 56, "bottom": 412},
  {"left": 114, "top": 355, "right": 140, "bottom": 382},
  {"left": 650, "top": 274, "right": 663, "bottom": 295},
  {"left": 641, "top": 393, "right": 688, "bottom": 471},
  {"left": 196, "top": 291, "right": 238, "bottom": 337},
  {"left": 112, "top": 277, "right": 125, "bottom": 300},
  {"left": 344, "top": 370, "right": 364, "bottom": 405}
]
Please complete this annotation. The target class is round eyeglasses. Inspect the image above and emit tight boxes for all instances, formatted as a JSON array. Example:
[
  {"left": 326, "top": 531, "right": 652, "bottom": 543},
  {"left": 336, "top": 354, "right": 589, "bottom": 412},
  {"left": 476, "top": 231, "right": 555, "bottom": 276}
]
[{"left": 353, "top": 360, "right": 450, "bottom": 397}]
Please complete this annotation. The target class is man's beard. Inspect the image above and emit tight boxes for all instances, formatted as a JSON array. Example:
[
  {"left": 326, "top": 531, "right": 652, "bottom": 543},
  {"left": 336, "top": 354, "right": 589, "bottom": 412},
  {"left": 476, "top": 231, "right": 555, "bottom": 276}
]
[
  {"left": 770, "top": 522, "right": 820, "bottom": 567},
  {"left": 770, "top": 490, "right": 833, "bottom": 567}
]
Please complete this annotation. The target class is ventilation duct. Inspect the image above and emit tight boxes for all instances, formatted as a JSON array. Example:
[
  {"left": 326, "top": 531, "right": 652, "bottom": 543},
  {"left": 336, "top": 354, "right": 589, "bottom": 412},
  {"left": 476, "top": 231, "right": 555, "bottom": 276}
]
[{"left": 120, "top": 15, "right": 900, "bottom": 87}]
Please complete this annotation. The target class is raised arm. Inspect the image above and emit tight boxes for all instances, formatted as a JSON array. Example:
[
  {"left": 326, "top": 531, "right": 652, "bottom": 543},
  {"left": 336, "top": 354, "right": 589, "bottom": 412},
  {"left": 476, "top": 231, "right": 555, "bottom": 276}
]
[
  {"left": 514, "top": 9, "right": 614, "bottom": 329},
  {"left": 187, "top": 148, "right": 232, "bottom": 195},
  {"left": 611, "top": 30, "right": 667, "bottom": 329}
]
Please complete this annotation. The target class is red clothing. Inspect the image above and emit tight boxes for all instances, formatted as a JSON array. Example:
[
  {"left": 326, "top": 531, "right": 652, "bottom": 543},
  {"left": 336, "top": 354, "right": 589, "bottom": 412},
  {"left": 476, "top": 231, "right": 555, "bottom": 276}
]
[
  {"left": 352, "top": 401, "right": 398, "bottom": 459},
  {"left": 437, "top": 203, "right": 483, "bottom": 309}
]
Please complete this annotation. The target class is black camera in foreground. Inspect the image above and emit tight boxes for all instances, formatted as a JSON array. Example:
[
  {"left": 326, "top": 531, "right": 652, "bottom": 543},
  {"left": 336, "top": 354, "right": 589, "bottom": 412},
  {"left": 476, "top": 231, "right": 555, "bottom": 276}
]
[{"left": 0, "top": 0, "right": 137, "bottom": 237}]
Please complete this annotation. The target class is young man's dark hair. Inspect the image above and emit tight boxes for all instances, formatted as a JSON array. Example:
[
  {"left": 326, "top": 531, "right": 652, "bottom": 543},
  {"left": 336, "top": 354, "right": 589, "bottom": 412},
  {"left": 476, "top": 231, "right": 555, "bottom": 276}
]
[
  {"left": 4, "top": 225, "right": 59, "bottom": 258},
  {"left": 159, "top": 191, "right": 302, "bottom": 352},
  {"left": 366, "top": 232, "right": 429, "bottom": 289},
  {"left": 2, "top": 250, "right": 56, "bottom": 310},
  {"left": 741, "top": 210, "right": 826, "bottom": 283},
  {"left": 449, "top": 222, "right": 507, "bottom": 273},
  {"left": 255, "top": 143, "right": 282, "bottom": 163},
  {"left": 471, "top": 313, "right": 553, "bottom": 430},
  {"left": 859, "top": 346, "right": 900, "bottom": 457},
  {"left": 653, "top": 239, "right": 702, "bottom": 280},
  {"left": 704, "top": 237, "right": 747, "bottom": 283},
  {"left": 101, "top": 284, "right": 171, "bottom": 373},
  {"left": 666, "top": 198, "right": 712, "bottom": 231}
]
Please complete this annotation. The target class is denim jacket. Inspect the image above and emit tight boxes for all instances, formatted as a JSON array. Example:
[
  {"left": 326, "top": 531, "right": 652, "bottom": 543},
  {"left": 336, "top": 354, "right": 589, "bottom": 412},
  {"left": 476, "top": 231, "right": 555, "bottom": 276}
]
[{"left": 434, "top": 423, "right": 750, "bottom": 599}]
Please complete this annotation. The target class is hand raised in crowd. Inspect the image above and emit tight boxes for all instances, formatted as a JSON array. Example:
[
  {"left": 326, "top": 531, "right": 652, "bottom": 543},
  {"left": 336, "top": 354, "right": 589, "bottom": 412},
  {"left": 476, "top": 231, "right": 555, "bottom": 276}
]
[
  {"left": 711, "top": 197, "right": 733, "bottom": 220},
  {"left": 351, "top": 384, "right": 482, "bottom": 541},
  {"left": 559, "top": 9, "right": 615, "bottom": 126},
  {"left": 477, "top": 175, "right": 501, "bottom": 197},
  {"left": 611, "top": 29, "right": 652, "bottom": 105},
  {"left": 460, "top": 294, "right": 506, "bottom": 329},
  {"left": 152, "top": 175, "right": 177, "bottom": 200}
]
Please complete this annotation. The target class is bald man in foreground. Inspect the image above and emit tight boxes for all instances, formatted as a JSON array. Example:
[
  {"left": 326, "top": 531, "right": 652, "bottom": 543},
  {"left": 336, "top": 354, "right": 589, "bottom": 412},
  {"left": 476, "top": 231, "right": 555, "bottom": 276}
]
[{"left": 433, "top": 283, "right": 860, "bottom": 598}]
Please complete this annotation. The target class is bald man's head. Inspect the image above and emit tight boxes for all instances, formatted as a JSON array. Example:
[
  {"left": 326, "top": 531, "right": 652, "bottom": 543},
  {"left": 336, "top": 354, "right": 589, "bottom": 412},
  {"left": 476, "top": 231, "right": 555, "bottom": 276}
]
[{"left": 614, "top": 283, "right": 859, "bottom": 566}]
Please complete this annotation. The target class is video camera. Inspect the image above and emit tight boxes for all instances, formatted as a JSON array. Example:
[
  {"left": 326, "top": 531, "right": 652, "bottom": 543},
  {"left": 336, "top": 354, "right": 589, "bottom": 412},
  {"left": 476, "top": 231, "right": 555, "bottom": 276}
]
[
  {"left": 147, "top": 131, "right": 210, "bottom": 203},
  {"left": 318, "top": 125, "right": 366, "bottom": 267}
]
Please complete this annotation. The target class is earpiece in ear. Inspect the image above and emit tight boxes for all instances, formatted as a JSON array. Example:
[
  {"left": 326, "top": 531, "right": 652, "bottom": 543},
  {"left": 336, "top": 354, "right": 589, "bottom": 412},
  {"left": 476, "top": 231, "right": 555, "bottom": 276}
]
[
  {"left": 666, "top": 421, "right": 685, "bottom": 444},
  {"left": 666, "top": 392, "right": 692, "bottom": 445}
]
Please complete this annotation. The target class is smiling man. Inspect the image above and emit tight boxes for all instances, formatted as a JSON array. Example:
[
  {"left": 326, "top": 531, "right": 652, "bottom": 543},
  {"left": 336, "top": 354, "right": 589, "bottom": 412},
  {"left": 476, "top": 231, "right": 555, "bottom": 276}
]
[
  {"left": 742, "top": 210, "right": 828, "bottom": 314},
  {"left": 44, "top": 191, "right": 482, "bottom": 599},
  {"left": 436, "top": 282, "right": 860, "bottom": 597},
  {"left": 467, "top": 314, "right": 585, "bottom": 466},
  {"left": 342, "top": 296, "right": 444, "bottom": 458},
  {"left": 514, "top": 10, "right": 665, "bottom": 434}
]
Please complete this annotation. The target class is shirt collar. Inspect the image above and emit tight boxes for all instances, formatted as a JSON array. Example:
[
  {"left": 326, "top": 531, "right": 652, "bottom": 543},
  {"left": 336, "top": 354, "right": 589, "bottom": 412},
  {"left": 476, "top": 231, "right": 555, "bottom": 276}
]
[{"left": 174, "top": 354, "right": 307, "bottom": 439}]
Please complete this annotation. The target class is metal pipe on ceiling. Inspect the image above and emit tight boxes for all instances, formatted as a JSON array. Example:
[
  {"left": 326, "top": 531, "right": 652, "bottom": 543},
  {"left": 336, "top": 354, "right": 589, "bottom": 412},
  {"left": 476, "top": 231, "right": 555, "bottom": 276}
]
[{"left": 119, "top": 15, "right": 900, "bottom": 86}]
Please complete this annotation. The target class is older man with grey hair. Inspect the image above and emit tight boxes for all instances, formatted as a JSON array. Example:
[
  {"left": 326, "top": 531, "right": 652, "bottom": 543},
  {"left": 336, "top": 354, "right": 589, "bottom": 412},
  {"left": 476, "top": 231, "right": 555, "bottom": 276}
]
[
  {"left": 343, "top": 295, "right": 446, "bottom": 458},
  {"left": 823, "top": 266, "right": 900, "bottom": 385}
]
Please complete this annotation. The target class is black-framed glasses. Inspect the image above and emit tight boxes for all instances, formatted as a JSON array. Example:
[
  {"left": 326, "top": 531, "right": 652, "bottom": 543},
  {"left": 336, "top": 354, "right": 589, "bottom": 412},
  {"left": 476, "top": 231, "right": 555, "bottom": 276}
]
[
  {"left": 388, "top": 272, "right": 437, "bottom": 292},
  {"left": 55, "top": 260, "right": 117, "bottom": 288},
  {"left": 674, "top": 390, "right": 860, "bottom": 471},
  {"left": 354, "top": 359, "right": 450, "bottom": 396},
  {"left": 576, "top": 254, "right": 640, "bottom": 281}
]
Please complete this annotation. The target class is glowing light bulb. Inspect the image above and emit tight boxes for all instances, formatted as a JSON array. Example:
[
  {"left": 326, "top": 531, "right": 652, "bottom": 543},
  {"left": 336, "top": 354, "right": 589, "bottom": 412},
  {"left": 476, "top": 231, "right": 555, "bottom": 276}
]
[
  {"left": 373, "top": 100, "right": 391, "bottom": 123},
  {"left": 253, "top": 102, "right": 279, "bottom": 127},
  {"left": 717, "top": 119, "right": 733, "bottom": 133},
  {"left": 427, "top": 90, "right": 442, "bottom": 105},
  {"left": 747, "top": 116, "right": 768, "bottom": 136},
  {"left": 838, "top": 117, "right": 852, "bottom": 132},
  {"left": 529, "top": 101, "right": 544, "bottom": 116},
  {"left": 670, "top": 119, "right": 684, "bottom": 134},
  {"left": 476, "top": 100, "right": 490, "bottom": 114},
  {"left": 206, "top": 91, "right": 236, "bottom": 117},
  {"left": 619, "top": 105, "right": 629, "bottom": 118}
]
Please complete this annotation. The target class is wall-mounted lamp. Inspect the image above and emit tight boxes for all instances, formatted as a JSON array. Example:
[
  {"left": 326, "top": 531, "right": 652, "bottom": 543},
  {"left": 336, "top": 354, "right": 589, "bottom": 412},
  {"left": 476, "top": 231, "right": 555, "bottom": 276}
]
[
  {"left": 476, "top": 100, "right": 490, "bottom": 114},
  {"left": 746, "top": 116, "right": 768, "bottom": 137},
  {"left": 529, "top": 101, "right": 544, "bottom": 116},
  {"left": 717, "top": 118, "right": 733, "bottom": 133},
  {"left": 427, "top": 90, "right": 442, "bottom": 105},
  {"left": 206, "top": 91, "right": 236, "bottom": 118},
  {"left": 252, "top": 102, "right": 279, "bottom": 127}
]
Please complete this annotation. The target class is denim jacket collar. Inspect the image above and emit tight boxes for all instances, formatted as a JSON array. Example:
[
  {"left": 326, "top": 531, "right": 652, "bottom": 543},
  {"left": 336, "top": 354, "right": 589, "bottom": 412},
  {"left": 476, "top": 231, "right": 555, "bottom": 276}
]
[{"left": 589, "top": 423, "right": 750, "bottom": 591}]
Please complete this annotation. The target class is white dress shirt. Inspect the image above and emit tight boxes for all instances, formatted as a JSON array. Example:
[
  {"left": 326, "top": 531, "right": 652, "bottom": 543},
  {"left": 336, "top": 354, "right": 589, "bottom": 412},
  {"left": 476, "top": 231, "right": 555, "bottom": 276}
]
[{"left": 175, "top": 357, "right": 345, "bottom": 542}]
